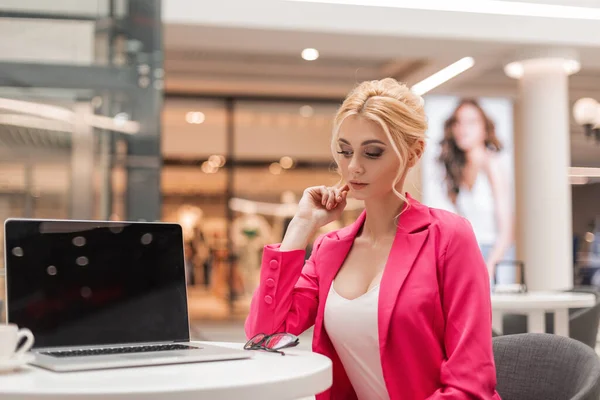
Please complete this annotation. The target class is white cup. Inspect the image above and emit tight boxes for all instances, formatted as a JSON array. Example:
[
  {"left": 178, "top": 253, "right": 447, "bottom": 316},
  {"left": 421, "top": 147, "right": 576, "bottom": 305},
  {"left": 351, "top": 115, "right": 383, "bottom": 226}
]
[{"left": 0, "top": 324, "right": 34, "bottom": 361}]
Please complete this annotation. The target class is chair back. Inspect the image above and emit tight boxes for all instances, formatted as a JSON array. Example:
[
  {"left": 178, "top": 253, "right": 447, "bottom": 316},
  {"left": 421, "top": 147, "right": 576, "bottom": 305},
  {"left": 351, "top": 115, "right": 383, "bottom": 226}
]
[{"left": 493, "top": 333, "right": 600, "bottom": 400}]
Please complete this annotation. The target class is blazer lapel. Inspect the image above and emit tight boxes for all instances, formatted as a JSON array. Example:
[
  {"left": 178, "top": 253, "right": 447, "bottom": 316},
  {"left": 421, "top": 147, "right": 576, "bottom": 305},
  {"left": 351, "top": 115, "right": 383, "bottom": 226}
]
[
  {"left": 378, "top": 229, "right": 429, "bottom": 348},
  {"left": 378, "top": 194, "right": 432, "bottom": 347},
  {"left": 313, "top": 211, "right": 366, "bottom": 346}
]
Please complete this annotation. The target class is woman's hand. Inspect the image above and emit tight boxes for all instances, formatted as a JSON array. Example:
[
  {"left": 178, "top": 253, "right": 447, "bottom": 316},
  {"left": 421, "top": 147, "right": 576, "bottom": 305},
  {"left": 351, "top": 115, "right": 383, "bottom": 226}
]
[
  {"left": 295, "top": 184, "right": 350, "bottom": 229},
  {"left": 280, "top": 184, "right": 349, "bottom": 251}
]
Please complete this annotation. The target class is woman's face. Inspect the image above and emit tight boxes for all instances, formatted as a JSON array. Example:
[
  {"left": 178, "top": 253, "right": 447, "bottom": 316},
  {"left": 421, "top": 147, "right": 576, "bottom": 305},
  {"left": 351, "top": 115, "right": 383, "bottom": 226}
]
[
  {"left": 452, "top": 104, "right": 487, "bottom": 152},
  {"left": 336, "top": 115, "right": 402, "bottom": 201}
]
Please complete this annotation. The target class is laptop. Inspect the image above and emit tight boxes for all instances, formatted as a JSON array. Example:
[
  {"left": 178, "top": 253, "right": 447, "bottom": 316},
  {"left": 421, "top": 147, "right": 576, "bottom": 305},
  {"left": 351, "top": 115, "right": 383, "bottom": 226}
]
[{"left": 3, "top": 218, "right": 252, "bottom": 372}]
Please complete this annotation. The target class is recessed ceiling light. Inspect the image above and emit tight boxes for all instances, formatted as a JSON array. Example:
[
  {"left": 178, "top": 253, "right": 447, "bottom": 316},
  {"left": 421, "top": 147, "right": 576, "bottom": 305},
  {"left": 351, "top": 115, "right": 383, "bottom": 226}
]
[
  {"left": 209, "top": 154, "right": 226, "bottom": 168},
  {"left": 301, "top": 48, "right": 319, "bottom": 61},
  {"left": 269, "top": 162, "right": 283, "bottom": 175},
  {"left": 279, "top": 156, "right": 295, "bottom": 169},
  {"left": 186, "top": 111, "right": 205, "bottom": 124},
  {"left": 299, "top": 105, "right": 314, "bottom": 117},
  {"left": 201, "top": 161, "right": 218, "bottom": 174}
]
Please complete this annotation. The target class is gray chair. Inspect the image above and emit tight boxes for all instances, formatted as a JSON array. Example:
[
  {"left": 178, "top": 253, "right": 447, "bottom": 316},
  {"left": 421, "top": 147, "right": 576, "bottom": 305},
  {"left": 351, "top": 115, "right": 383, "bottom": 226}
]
[{"left": 493, "top": 333, "right": 600, "bottom": 400}]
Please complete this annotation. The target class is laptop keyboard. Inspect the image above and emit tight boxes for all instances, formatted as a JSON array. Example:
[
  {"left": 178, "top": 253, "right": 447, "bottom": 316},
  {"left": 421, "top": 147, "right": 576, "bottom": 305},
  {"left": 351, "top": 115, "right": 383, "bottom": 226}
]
[{"left": 40, "top": 344, "right": 199, "bottom": 358}]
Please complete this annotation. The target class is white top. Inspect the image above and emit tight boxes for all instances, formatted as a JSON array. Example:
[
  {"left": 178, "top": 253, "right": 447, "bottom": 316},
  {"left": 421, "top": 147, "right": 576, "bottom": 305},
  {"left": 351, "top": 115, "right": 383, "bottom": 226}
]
[
  {"left": 324, "top": 282, "right": 390, "bottom": 400},
  {"left": 455, "top": 171, "right": 496, "bottom": 245},
  {"left": 0, "top": 342, "right": 332, "bottom": 400}
]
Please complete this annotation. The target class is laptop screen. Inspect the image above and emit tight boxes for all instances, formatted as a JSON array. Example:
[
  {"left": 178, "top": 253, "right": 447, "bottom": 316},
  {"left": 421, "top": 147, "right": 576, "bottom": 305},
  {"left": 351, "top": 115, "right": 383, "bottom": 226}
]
[{"left": 4, "top": 219, "right": 190, "bottom": 348}]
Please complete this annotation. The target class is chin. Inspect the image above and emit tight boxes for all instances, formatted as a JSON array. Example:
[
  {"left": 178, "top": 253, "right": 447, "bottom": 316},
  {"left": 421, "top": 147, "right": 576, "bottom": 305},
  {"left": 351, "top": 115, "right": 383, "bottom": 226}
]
[
  {"left": 456, "top": 143, "right": 472, "bottom": 152},
  {"left": 349, "top": 189, "right": 370, "bottom": 201}
]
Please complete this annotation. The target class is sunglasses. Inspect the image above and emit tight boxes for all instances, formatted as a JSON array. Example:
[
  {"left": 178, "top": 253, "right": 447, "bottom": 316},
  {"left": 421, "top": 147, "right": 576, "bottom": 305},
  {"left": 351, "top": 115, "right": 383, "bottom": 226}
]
[{"left": 244, "top": 332, "right": 300, "bottom": 356}]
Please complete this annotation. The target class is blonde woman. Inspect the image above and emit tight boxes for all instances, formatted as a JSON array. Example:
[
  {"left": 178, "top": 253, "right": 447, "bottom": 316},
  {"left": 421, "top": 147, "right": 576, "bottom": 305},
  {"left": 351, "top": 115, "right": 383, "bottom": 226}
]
[{"left": 245, "top": 79, "right": 500, "bottom": 400}]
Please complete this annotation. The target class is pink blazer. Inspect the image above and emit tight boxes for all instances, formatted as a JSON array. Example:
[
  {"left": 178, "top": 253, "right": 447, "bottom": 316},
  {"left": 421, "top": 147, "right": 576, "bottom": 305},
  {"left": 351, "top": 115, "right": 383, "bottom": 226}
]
[{"left": 245, "top": 195, "right": 501, "bottom": 400}]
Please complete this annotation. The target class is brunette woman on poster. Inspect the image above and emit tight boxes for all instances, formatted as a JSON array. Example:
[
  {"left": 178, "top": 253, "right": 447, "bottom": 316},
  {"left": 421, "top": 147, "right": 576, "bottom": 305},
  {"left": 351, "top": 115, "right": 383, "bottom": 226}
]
[{"left": 439, "top": 99, "right": 514, "bottom": 283}]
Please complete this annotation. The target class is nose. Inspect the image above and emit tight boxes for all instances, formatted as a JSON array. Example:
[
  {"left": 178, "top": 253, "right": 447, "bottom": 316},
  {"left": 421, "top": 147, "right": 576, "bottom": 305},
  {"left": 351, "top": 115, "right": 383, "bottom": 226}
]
[{"left": 348, "top": 154, "right": 364, "bottom": 175}]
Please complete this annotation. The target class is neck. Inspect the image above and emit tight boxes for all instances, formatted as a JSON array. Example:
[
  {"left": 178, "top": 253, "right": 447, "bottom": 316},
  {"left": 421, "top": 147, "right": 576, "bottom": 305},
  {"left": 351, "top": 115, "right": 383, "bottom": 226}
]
[
  {"left": 465, "top": 145, "right": 486, "bottom": 164},
  {"left": 361, "top": 190, "right": 405, "bottom": 246}
]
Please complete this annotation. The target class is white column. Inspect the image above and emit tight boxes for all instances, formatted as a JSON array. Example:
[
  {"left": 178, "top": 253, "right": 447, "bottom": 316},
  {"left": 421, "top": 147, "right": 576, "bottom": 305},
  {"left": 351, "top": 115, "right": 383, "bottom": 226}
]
[
  {"left": 505, "top": 50, "right": 579, "bottom": 291},
  {"left": 70, "top": 103, "right": 95, "bottom": 220}
]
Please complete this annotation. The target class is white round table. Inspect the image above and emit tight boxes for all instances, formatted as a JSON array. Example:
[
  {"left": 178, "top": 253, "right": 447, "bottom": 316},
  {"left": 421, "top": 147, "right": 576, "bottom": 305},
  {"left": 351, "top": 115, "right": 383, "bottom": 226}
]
[
  {"left": 0, "top": 342, "right": 332, "bottom": 400},
  {"left": 491, "top": 291, "right": 596, "bottom": 336}
]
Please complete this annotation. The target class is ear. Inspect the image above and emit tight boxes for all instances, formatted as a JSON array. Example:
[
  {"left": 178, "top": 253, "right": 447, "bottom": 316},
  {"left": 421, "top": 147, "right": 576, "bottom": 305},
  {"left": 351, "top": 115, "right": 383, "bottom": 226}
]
[{"left": 407, "top": 139, "right": 425, "bottom": 168}]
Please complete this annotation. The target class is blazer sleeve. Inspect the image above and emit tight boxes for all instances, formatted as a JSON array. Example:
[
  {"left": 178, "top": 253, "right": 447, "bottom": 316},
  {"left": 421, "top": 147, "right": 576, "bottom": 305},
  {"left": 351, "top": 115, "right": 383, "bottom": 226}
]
[
  {"left": 244, "top": 235, "right": 324, "bottom": 339},
  {"left": 426, "top": 217, "right": 500, "bottom": 400}
]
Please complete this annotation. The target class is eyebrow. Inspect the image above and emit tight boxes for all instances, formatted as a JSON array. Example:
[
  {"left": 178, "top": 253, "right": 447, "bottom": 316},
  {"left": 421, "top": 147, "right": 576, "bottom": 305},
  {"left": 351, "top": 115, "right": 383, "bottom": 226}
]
[{"left": 338, "top": 138, "right": 386, "bottom": 146}]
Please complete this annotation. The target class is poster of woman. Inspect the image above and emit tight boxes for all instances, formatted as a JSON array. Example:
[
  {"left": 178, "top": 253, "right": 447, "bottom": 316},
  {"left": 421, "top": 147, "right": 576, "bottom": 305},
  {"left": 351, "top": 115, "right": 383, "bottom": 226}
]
[{"left": 421, "top": 96, "right": 516, "bottom": 284}]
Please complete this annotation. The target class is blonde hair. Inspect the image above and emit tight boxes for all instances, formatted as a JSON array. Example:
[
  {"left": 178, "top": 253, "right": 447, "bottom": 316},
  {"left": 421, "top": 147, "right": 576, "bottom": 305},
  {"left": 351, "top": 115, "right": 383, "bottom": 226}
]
[{"left": 331, "top": 78, "right": 428, "bottom": 206}]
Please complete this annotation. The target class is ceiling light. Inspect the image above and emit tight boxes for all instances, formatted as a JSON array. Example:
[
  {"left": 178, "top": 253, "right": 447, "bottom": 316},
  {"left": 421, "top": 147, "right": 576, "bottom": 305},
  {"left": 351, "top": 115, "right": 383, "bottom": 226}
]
[
  {"left": 301, "top": 48, "right": 319, "bottom": 61},
  {"left": 572, "top": 98, "right": 600, "bottom": 143},
  {"left": 113, "top": 112, "right": 129, "bottom": 126},
  {"left": 504, "top": 58, "right": 580, "bottom": 79},
  {"left": 284, "top": 0, "right": 600, "bottom": 21},
  {"left": 279, "top": 156, "right": 295, "bottom": 169},
  {"left": 0, "top": 97, "right": 139, "bottom": 134},
  {"left": 569, "top": 167, "right": 600, "bottom": 178},
  {"left": 269, "top": 162, "right": 283, "bottom": 175},
  {"left": 503, "top": 62, "right": 524, "bottom": 79},
  {"left": 201, "top": 161, "right": 218, "bottom": 174},
  {"left": 186, "top": 111, "right": 205, "bottom": 124},
  {"left": 569, "top": 176, "right": 589, "bottom": 185},
  {"left": 411, "top": 57, "right": 474, "bottom": 96},
  {"left": 209, "top": 154, "right": 226, "bottom": 168},
  {"left": 299, "top": 105, "right": 314, "bottom": 118}
]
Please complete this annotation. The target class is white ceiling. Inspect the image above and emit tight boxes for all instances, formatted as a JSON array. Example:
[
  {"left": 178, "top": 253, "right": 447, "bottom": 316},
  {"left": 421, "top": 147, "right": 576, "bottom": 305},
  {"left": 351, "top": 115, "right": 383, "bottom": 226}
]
[{"left": 163, "top": 21, "right": 600, "bottom": 167}]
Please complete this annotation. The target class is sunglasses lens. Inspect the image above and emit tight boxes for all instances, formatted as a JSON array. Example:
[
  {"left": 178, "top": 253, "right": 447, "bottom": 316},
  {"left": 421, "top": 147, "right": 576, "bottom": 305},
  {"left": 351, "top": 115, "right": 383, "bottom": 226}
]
[
  {"left": 244, "top": 333, "right": 266, "bottom": 349},
  {"left": 264, "top": 333, "right": 298, "bottom": 350}
]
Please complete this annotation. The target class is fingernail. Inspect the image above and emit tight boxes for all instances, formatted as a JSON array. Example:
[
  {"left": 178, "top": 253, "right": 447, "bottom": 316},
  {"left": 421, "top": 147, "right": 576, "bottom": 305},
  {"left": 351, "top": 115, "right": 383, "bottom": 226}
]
[{"left": 337, "top": 196, "right": 342, "bottom": 201}]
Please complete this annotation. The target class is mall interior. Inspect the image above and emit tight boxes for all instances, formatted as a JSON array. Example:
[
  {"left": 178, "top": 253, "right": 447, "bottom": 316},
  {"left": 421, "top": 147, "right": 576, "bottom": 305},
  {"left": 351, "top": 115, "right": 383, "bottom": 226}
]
[{"left": 1, "top": 0, "right": 600, "bottom": 397}]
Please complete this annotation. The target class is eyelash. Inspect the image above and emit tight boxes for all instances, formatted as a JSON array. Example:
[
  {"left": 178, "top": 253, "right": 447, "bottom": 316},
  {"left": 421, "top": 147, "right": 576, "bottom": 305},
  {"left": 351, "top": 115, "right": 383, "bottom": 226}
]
[{"left": 336, "top": 150, "right": 383, "bottom": 159}]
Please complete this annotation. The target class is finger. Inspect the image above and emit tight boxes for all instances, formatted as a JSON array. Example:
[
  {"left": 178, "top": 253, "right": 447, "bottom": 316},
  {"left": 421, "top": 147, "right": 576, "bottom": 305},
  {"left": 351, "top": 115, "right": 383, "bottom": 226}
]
[
  {"left": 320, "top": 187, "right": 329, "bottom": 206},
  {"left": 330, "top": 188, "right": 340, "bottom": 208},
  {"left": 334, "top": 191, "right": 348, "bottom": 209},
  {"left": 326, "top": 188, "right": 338, "bottom": 209},
  {"left": 338, "top": 184, "right": 348, "bottom": 199},
  {"left": 339, "top": 183, "right": 349, "bottom": 196},
  {"left": 329, "top": 189, "right": 340, "bottom": 209},
  {"left": 333, "top": 188, "right": 342, "bottom": 202}
]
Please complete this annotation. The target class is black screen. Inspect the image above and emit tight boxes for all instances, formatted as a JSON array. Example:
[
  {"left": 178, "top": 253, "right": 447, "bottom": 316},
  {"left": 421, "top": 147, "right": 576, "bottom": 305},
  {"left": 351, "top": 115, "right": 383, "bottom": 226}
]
[{"left": 4, "top": 219, "right": 190, "bottom": 348}]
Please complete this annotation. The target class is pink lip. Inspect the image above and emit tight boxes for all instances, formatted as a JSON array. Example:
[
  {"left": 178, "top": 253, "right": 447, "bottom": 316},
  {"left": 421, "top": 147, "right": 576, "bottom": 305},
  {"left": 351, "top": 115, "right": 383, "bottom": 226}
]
[{"left": 349, "top": 182, "right": 368, "bottom": 190}]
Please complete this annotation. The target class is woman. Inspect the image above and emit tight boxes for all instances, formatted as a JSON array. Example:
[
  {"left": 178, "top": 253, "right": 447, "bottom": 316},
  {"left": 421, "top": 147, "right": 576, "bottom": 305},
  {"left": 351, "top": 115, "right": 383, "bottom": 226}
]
[
  {"left": 438, "top": 99, "right": 514, "bottom": 283},
  {"left": 245, "top": 79, "right": 500, "bottom": 400}
]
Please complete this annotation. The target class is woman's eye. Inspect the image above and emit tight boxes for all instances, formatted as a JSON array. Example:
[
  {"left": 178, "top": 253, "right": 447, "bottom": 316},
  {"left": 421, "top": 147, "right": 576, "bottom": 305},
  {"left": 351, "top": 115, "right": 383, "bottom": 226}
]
[
  {"left": 364, "top": 150, "right": 383, "bottom": 159},
  {"left": 336, "top": 150, "right": 353, "bottom": 158}
]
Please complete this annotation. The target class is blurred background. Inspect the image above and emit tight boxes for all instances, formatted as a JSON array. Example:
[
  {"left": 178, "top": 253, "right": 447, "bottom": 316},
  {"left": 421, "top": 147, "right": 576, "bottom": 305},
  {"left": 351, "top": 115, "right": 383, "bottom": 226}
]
[{"left": 0, "top": 0, "right": 599, "bottom": 345}]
